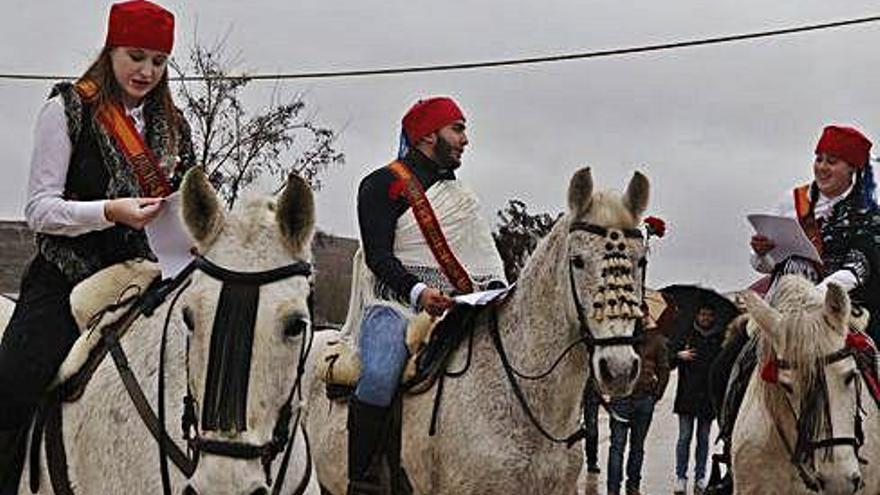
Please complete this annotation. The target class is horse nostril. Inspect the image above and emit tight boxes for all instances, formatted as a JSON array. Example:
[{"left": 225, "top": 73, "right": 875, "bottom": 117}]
[
  {"left": 598, "top": 358, "right": 613, "bottom": 383},
  {"left": 851, "top": 473, "right": 863, "bottom": 493},
  {"left": 629, "top": 359, "right": 640, "bottom": 382},
  {"left": 251, "top": 489, "right": 269, "bottom": 495},
  {"left": 182, "top": 486, "right": 198, "bottom": 495}
]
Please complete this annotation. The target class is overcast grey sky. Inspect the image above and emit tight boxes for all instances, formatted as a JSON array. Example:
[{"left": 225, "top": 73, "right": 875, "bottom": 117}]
[{"left": 1, "top": 1, "right": 878, "bottom": 292}]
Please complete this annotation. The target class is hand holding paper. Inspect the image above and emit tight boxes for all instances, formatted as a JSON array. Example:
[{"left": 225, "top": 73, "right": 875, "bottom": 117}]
[{"left": 747, "top": 214, "right": 821, "bottom": 265}]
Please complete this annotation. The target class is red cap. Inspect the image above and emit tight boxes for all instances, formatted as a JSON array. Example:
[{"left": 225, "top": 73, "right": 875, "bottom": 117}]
[
  {"left": 105, "top": 0, "right": 175, "bottom": 54},
  {"left": 815, "top": 125, "right": 872, "bottom": 169},
  {"left": 402, "top": 97, "right": 465, "bottom": 144}
]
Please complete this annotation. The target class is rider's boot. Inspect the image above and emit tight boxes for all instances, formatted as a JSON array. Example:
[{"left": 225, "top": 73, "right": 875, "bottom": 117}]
[
  {"left": 0, "top": 427, "right": 27, "bottom": 495},
  {"left": 347, "top": 398, "right": 391, "bottom": 495}
]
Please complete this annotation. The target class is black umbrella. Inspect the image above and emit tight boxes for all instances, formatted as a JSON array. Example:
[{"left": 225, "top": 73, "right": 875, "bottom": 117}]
[{"left": 659, "top": 285, "right": 740, "bottom": 343}]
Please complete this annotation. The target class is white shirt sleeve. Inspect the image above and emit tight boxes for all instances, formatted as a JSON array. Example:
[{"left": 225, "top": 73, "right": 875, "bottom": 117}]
[{"left": 25, "top": 97, "right": 113, "bottom": 236}]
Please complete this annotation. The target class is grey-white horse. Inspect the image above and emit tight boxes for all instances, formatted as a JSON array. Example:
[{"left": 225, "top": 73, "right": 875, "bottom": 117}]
[
  {"left": 3, "top": 169, "right": 320, "bottom": 494},
  {"left": 733, "top": 276, "right": 880, "bottom": 495},
  {"left": 304, "top": 167, "right": 650, "bottom": 494}
]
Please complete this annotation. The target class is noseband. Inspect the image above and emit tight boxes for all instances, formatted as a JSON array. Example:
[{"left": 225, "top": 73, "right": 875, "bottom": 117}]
[
  {"left": 156, "top": 254, "right": 314, "bottom": 495},
  {"left": 771, "top": 347, "right": 866, "bottom": 492}
]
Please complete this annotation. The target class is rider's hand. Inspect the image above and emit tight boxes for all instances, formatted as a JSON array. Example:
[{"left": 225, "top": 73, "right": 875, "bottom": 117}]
[
  {"left": 418, "top": 287, "right": 453, "bottom": 317},
  {"left": 104, "top": 197, "right": 164, "bottom": 230},
  {"left": 750, "top": 235, "right": 776, "bottom": 256},
  {"left": 677, "top": 348, "right": 696, "bottom": 361}
]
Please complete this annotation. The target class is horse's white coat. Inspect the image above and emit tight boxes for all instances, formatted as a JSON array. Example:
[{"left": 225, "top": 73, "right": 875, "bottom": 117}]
[
  {"left": 304, "top": 168, "right": 650, "bottom": 494},
  {"left": 5, "top": 170, "right": 320, "bottom": 495},
  {"left": 732, "top": 276, "right": 880, "bottom": 495}
]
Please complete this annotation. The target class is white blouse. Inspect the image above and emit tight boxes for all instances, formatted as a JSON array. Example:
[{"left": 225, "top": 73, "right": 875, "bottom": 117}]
[{"left": 25, "top": 96, "right": 146, "bottom": 237}]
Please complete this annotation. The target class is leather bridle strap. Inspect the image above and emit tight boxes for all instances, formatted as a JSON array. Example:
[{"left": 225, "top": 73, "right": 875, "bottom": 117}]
[{"left": 106, "top": 331, "right": 197, "bottom": 477}]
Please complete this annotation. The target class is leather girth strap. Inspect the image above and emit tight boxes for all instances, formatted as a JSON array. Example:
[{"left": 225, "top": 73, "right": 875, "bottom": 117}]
[{"left": 387, "top": 160, "right": 473, "bottom": 294}]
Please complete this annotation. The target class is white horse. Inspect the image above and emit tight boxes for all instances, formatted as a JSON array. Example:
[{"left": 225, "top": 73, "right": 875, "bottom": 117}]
[
  {"left": 733, "top": 276, "right": 880, "bottom": 495},
  {"left": 304, "top": 167, "right": 650, "bottom": 494},
  {"left": 3, "top": 169, "right": 320, "bottom": 494}
]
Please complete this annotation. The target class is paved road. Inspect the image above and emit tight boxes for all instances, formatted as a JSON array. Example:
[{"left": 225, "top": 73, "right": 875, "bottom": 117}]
[{"left": 579, "top": 373, "right": 722, "bottom": 495}]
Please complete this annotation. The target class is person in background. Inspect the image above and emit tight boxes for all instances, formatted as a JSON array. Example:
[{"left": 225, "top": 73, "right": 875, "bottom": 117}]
[
  {"left": 606, "top": 326, "right": 670, "bottom": 495},
  {"left": 670, "top": 303, "right": 725, "bottom": 495}
]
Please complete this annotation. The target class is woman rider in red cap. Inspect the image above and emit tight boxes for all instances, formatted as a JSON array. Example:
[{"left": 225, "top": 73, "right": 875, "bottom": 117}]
[
  {"left": 0, "top": 1, "right": 196, "bottom": 488},
  {"left": 708, "top": 125, "right": 880, "bottom": 495}
]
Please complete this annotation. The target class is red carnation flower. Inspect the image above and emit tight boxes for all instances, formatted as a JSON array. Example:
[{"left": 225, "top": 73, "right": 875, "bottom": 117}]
[{"left": 644, "top": 216, "right": 666, "bottom": 238}]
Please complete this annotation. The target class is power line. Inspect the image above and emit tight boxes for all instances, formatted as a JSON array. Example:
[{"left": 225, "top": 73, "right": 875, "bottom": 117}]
[{"left": 1, "top": 14, "right": 878, "bottom": 82}]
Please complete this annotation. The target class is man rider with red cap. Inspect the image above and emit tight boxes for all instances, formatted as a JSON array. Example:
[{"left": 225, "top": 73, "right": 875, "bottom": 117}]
[{"left": 347, "top": 97, "right": 506, "bottom": 494}]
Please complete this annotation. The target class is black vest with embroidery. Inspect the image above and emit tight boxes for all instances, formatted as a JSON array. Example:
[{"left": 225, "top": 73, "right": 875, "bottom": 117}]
[{"left": 36, "top": 83, "right": 193, "bottom": 283}]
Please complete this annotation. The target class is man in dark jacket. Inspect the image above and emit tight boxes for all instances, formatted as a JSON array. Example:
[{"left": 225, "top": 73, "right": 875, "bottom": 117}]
[
  {"left": 670, "top": 303, "right": 725, "bottom": 495},
  {"left": 606, "top": 329, "right": 670, "bottom": 495}
]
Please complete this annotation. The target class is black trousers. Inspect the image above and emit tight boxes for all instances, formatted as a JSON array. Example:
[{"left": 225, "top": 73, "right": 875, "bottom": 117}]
[
  {"left": 0, "top": 255, "right": 79, "bottom": 429},
  {"left": 583, "top": 382, "right": 601, "bottom": 465}
]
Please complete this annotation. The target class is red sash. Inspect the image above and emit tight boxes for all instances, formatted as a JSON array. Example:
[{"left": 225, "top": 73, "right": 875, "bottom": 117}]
[
  {"left": 793, "top": 184, "right": 824, "bottom": 258},
  {"left": 76, "top": 79, "right": 173, "bottom": 198},
  {"left": 387, "top": 161, "right": 474, "bottom": 294}
]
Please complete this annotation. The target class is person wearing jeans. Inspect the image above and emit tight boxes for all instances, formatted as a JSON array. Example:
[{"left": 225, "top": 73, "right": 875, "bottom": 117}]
[
  {"left": 670, "top": 304, "right": 725, "bottom": 495},
  {"left": 606, "top": 328, "right": 669, "bottom": 495},
  {"left": 675, "top": 414, "right": 713, "bottom": 492}
]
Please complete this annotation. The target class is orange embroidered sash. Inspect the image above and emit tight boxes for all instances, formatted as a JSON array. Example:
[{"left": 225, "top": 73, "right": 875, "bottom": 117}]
[
  {"left": 387, "top": 160, "right": 474, "bottom": 294},
  {"left": 76, "top": 79, "right": 173, "bottom": 198},
  {"left": 793, "top": 184, "right": 823, "bottom": 258}
]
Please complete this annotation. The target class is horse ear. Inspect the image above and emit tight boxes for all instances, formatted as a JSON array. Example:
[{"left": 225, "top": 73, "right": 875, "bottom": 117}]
[
  {"left": 181, "top": 168, "right": 225, "bottom": 247},
  {"left": 567, "top": 167, "right": 594, "bottom": 217},
  {"left": 744, "top": 290, "right": 782, "bottom": 335},
  {"left": 622, "top": 171, "right": 649, "bottom": 219},
  {"left": 276, "top": 173, "right": 315, "bottom": 256},
  {"left": 823, "top": 283, "right": 850, "bottom": 331}
]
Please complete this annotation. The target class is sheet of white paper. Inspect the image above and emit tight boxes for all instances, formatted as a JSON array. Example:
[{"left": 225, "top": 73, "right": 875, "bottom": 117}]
[
  {"left": 453, "top": 286, "right": 512, "bottom": 306},
  {"left": 747, "top": 213, "right": 821, "bottom": 265},
  {"left": 144, "top": 192, "right": 195, "bottom": 279}
]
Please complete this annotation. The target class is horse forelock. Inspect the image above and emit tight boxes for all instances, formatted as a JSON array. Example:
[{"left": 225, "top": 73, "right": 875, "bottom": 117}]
[
  {"left": 758, "top": 276, "right": 845, "bottom": 402},
  {"left": 580, "top": 190, "right": 639, "bottom": 229}
]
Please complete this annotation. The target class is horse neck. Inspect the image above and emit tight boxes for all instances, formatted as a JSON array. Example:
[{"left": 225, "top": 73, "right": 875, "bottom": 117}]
[{"left": 493, "top": 221, "right": 588, "bottom": 427}]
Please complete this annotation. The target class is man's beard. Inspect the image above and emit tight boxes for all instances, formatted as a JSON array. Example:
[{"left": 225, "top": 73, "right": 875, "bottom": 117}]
[{"left": 432, "top": 134, "right": 461, "bottom": 170}]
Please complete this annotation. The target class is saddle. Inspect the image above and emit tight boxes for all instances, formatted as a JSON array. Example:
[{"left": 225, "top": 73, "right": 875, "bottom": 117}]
[
  {"left": 53, "top": 259, "right": 161, "bottom": 392},
  {"left": 317, "top": 303, "right": 485, "bottom": 401}
]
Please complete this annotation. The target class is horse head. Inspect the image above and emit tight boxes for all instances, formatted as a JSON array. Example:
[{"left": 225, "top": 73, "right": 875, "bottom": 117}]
[
  {"left": 565, "top": 167, "right": 648, "bottom": 396},
  {"left": 178, "top": 169, "right": 315, "bottom": 495},
  {"left": 746, "top": 276, "right": 864, "bottom": 495}
]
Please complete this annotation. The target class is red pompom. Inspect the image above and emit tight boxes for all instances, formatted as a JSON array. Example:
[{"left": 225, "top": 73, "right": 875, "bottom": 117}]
[
  {"left": 760, "top": 358, "right": 779, "bottom": 383},
  {"left": 846, "top": 331, "right": 875, "bottom": 352}
]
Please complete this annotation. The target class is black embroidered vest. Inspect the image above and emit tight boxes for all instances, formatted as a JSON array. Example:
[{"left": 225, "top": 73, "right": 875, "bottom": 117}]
[{"left": 35, "top": 83, "right": 194, "bottom": 283}]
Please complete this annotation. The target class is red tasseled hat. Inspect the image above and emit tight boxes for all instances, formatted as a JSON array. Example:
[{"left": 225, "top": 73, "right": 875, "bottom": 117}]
[
  {"left": 401, "top": 97, "right": 465, "bottom": 144},
  {"left": 815, "top": 125, "right": 872, "bottom": 169},
  {"left": 105, "top": 0, "right": 175, "bottom": 54}
]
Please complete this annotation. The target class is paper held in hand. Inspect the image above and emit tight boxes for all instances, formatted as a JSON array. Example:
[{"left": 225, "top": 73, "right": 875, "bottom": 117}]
[
  {"left": 144, "top": 192, "right": 195, "bottom": 279},
  {"left": 747, "top": 214, "right": 821, "bottom": 265}
]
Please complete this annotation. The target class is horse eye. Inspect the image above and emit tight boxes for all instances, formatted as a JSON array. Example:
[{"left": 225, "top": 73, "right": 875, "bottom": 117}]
[
  {"left": 845, "top": 371, "right": 858, "bottom": 385},
  {"left": 182, "top": 307, "right": 195, "bottom": 332},
  {"left": 284, "top": 316, "right": 309, "bottom": 338},
  {"left": 571, "top": 256, "right": 585, "bottom": 269}
]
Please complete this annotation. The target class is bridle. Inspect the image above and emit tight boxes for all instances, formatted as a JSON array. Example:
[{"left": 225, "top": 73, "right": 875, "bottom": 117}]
[
  {"left": 487, "top": 221, "right": 647, "bottom": 446},
  {"left": 154, "top": 254, "right": 315, "bottom": 495},
  {"left": 567, "top": 221, "right": 646, "bottom": 350},
  {"left": 769, "top": 345, "right": 867, "bottom": 492}
]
